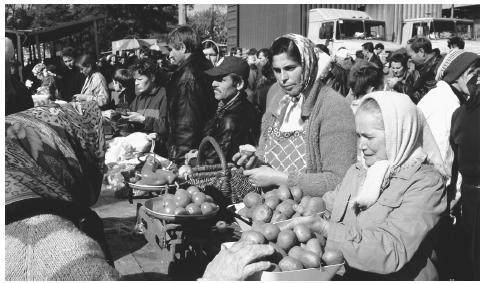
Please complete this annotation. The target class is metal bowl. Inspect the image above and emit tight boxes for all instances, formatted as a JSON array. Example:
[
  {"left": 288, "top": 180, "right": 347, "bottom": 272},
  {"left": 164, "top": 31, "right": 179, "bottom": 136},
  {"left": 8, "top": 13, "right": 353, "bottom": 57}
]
[
  {"left": 128, "top": 180, "right": 187, "bottom": 192},
  {"left": 143, "top": 196, "right": 220, "bottom": 222}
]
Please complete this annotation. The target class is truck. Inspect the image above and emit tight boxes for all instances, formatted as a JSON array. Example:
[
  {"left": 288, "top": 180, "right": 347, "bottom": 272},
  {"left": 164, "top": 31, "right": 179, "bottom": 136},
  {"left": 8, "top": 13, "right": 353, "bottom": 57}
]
[
  {"left": 401, "top": 17, "right": 480, "bottom": 54},
  {"left": 307, "top": 8, "right": 402, "bottom": 57}
]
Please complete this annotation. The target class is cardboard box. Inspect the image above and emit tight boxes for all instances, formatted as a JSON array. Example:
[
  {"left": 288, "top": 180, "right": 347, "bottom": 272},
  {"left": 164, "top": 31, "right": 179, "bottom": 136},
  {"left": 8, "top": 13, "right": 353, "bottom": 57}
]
[{"left": 222, "top": 242, "right": 343, "bottom": 281}]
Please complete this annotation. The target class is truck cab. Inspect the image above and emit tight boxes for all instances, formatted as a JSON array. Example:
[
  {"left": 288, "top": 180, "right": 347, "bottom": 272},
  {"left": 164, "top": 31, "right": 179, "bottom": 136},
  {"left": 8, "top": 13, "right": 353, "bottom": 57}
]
[
  {"left": 307, "top": 8, "right": 402, "bottom": 58},
  {"left": 402, "top": 17, "right": 479, "bottom": 54}
]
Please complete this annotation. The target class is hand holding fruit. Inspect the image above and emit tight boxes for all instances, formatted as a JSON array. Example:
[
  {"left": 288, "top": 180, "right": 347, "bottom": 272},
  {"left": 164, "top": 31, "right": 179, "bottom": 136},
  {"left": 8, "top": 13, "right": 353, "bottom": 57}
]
[
  {"left": 202, "top": 241, "right": 274, "bottom": 281},
  {"left": 243, "top": 166, "right": 288, "bottom": 187}
]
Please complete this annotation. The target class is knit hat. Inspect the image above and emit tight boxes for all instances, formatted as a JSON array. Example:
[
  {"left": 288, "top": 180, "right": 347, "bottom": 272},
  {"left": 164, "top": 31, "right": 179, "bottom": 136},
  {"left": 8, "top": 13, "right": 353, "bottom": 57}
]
[{"left": 436, "top": 50, "right": 479, "bottom": 83}]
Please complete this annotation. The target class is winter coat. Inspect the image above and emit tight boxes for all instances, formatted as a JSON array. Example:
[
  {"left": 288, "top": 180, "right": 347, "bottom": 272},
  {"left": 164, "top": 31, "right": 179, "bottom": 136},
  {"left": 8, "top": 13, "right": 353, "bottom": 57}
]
[
  {"left": 166, "top": 54, "right": 217, "bottom": 164},
  {"left": 409, "top": 54, "right": 443, "bottom": 103},
  {"left": 324, "top": 162, "right": 446, "bottom": 280}
]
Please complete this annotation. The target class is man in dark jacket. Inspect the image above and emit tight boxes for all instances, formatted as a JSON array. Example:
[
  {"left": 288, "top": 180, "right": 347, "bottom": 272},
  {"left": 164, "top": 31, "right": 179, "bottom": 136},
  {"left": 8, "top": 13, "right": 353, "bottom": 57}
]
[
  {"left": 166, "top": 25, "right": 217, "bottom": 164},
  {"left": 362, "top": 42, "right": 383, "bottom": 71},
  {"left": 406, "top": 36, "right": 443, "bottom": 103},
  {"left": 56, "top": 47, "right": 85, "bottom": 101},
  {"left": 203, "top": 56, "right": 260, "bottom": 163}
]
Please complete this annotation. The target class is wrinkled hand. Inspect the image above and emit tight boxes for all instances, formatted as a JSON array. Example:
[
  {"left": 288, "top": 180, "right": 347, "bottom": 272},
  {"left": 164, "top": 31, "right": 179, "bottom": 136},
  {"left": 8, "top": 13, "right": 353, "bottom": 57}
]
[
  {"left": 122, "top": 112, "right": 146, "bottom": 123},
  {"left": 277, "top": 215, "right": 330, "bottom": 237},
  {"left": 232, "top": 152, "right": 260, "bottom": 169},
  {"left": 201, "top": 241, "right": 274, "bottom": 281},
  {"left": 243, "top": 166, "right": 287, "bottom": 187}
]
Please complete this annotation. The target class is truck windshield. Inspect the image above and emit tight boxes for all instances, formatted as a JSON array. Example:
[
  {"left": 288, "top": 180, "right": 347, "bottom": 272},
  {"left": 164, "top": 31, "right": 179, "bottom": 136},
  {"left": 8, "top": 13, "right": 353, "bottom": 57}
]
[
  {"left": 335, "top": 20, "right": 385, "bottom": 40},
  {"left": 456, "top": 21, "right": 475, "bottom": 40},
  {"left": 430, "top": 20, "right": 456, "bottom": 39}
]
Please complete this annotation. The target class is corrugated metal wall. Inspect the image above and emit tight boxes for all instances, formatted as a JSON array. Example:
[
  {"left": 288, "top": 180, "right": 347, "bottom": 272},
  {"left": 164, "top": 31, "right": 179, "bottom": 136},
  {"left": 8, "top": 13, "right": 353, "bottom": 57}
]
[
  {"left": 226, "top": 5, "right": 239, "bottom": 49},
  {"left": 366, "top": 4, "right": 442, "bottom": 43},
  {"left": 227, "top": 4, "right": 444, "bottom": 49}
]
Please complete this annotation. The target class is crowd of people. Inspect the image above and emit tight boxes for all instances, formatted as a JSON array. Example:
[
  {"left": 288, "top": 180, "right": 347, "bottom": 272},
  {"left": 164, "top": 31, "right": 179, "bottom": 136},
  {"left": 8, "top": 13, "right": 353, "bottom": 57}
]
[{"left": 5, "top": 24, "right": 479, "bottom": 281}]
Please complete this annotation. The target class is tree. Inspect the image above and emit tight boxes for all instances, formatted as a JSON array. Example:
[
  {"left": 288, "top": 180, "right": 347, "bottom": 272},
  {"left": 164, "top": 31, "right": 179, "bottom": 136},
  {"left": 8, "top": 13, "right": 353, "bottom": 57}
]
[{"left": 188, "top": 5, "right": 227, "bottom": 44}]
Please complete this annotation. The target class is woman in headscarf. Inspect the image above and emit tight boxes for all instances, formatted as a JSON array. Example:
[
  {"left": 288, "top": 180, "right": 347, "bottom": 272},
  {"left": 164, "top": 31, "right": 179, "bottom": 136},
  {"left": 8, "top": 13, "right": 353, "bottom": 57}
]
[
  {"left": 74, "top": 54, "right": 110, "bottom": 109},
  {"left": 202, "top": 39, "right": 221, "bottom": 67},
  {"left": 234, "top": 34, "right": 357, "bottom": 197},
  {"left": 5, "top": 101, "right": 118, "bottom": 280},
  {"left": 282, "top": 91, "right": 447, "bottom": 280}
]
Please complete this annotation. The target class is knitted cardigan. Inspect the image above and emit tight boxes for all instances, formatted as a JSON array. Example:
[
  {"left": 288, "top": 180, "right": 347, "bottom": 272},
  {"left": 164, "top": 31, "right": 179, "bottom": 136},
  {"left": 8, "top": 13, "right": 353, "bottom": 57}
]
[
  {"left": 6, "top": 214, "right": 119, "bottom": 281},
  {"left": 256, "top": 81, "right": 357, "bottom": 197}
]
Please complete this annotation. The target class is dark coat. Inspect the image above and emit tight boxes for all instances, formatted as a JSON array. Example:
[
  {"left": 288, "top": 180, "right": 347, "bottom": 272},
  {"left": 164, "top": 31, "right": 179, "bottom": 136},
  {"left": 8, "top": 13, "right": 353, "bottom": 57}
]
[
  {"left": 166, "top": 54, "right": 217, "bottom": 164},
  {"left": 409, "top": 54, "right": 443, "bottom": 104},
  {"left": 369, "top": 53, "right": 383, "bottom": 71},
  {"left": 56, "top": 66, "right": 85, "bottom": 101},
  {"left": 202, "top": 92, "right": 260, "bottom": 163}
]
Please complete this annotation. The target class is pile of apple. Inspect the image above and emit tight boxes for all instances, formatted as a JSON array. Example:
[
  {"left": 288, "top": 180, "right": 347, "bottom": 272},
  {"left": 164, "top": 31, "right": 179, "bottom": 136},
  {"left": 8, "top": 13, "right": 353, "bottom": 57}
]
[
  {"left": 239, "top": 222, "right": 343, "bottom": 272},
  {"left": 151, "top": 186, "right": 219, "bottom": 216},
  {"left": 238, "top": 186, "right": 326, "bottom": 223}
]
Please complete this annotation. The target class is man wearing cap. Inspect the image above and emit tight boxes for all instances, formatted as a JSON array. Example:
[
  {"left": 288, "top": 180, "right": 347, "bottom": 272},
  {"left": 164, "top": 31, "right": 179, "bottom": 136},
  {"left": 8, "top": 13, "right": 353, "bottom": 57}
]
[{"left": 202, "top": 56, "right": 260, "bottom": 163}]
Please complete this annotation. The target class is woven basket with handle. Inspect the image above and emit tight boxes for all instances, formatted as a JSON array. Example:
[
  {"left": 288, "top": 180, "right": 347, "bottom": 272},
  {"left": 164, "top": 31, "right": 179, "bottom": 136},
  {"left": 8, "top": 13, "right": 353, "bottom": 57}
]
[{"left": 187, "top": 136, "right": 260, "bottom": 204}]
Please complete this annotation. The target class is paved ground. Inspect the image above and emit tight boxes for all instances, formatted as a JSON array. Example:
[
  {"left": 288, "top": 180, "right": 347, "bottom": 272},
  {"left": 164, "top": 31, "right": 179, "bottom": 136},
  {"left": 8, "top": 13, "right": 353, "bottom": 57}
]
[{"left": 91, "top": 187, "right": 239, "bottom": 281}]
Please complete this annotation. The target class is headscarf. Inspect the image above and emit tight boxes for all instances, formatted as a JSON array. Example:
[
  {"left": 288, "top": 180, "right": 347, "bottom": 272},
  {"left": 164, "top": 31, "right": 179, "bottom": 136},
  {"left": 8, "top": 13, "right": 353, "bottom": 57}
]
[
  {"left": 272, "top": 34, "right": 319, "bottom": 127},
  {"left": 202, "top": 39, "right": 221, "bottom": 66},
  {"left": 5, "top": 101, "right": 105, "bottom": 208},
  {"left": 351, "top": 91, "right": 445, "bottom": 210}
]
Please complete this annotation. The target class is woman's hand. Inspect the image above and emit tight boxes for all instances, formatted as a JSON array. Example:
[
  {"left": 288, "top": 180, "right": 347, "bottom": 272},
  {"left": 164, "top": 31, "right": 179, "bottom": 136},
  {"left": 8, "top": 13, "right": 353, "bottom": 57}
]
[
  {"left": 243, "top": 166, "right": 288, "bottom": 187},
  {"left": 277, "top": 214, "right": 330, "bottom": 237},
  {"left": 201, "top": 241, "right": 274, "bottom": 281},
  {"left": 122, "top": 112, "right": 146, "bottom": 123},
  {"left": 232, "top": 152, "right": 259, "bottom": 169}
]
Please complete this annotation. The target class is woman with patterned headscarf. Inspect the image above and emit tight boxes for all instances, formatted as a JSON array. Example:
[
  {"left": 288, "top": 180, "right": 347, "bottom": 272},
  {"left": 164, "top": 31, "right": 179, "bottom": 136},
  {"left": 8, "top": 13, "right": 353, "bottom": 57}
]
[
  {"left": 282, "top": 91, "right": 447, "bottom": 280},
  {"left": 233, "top": 34, "right": 357, "bottom": 197},
  {"left": 5, "top": 101, "right": 119, "bottom": 280}
]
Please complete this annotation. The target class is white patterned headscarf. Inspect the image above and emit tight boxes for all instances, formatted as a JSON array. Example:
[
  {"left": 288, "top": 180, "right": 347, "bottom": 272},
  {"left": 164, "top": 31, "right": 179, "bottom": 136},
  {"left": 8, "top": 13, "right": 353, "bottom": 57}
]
[{"left": 351, "top": 91, "right": 445, "bottom": 210}]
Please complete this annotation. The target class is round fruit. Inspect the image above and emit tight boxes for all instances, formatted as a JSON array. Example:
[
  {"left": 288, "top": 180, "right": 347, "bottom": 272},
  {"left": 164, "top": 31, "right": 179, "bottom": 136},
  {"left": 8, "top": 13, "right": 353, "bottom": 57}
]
[
  {"left": 238, "top": 207, "right": 252, "bottom": 218},
  {"left": 205, "top": 195, "right": 214, "bottom": 203},
  {"left": 304, "top": 197, "right": 325, "bottom": 216},
  {"left": 299, "top": 196, "right": 312, "bottom": 208},
  {"left": 244, "top": 192, "right": 263, "bottom": 209},
  {"left": 186, "top": 186, "right": 200, "bottom": 195},
  {"left": 263, "top": 189, "right": 278, "bottom": 199},
  {"left": 264, "top": 196, "right": 280, "bottom": 210},
  {"left": 322, "top": 249, "right": 344, "bottom": 265},
  {"left": 192, "top": 192, "right": 207, "bottom": 205},
  {"left": 261, "top": 223, "right": 280, "bottom": 242},
  {"left": 215, "top": 220, "right": 228, "bottom": 232},
  {"left": 251, "top": 220, "right": 266, "bottom": 233},
  {"left": 252, "top": 204, "right": 273, "bottom": 223},
  {"left": 162, "top": 203, "right": 178, "bottom": 214},
  {"left": 152, "top": 199, "right": 165, "bottom": 212},
  {"left": 185, "top": 203, "right": 202, "bottom": 215},
  {"left": 271, "top": 211, "right": 288, "bottom": 223},
  {"left": 277, "top": 185, "right": 292, "bottom": 201},
  {"left": 275, "top": 201, "right": 295, "bottom": 218},
  {"left": 267, "top": 242, "right": 287, "bottom": 263},
  {"left": 175, "top": 189, "right": 190, "bottom": 198},
  {"left": 289, "top": 187, "right": 303, "bottom": 202},
  {"left": 293, "top": 224, "right": 312, "bottom": 243},
  {"left": 174, "top": 207, "right": 188, "bottom": 215},
  {"left": 174, "top": 193, "right": 191, "bottom": 208},
  {"left": 305, "top": 238, "right": 323, "bottom": 258},
  {"left": 276, "top": 230, "right": 298, "bottom": 251},
  {"left": 278, "top": 256, "right": 304, "bottom": 271},
  {"left": 200, "top": 202, "right": 217, "bottom": 215},
  {"left": 241, "top": 230, "right": 266, "bottom": 244}
]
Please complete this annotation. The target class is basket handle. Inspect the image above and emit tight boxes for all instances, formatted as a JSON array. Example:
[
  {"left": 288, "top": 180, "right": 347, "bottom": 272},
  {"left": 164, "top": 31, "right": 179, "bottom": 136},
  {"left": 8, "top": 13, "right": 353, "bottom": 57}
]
[{"left": 196, "top": 136, "right": 227, "bottom": 171}]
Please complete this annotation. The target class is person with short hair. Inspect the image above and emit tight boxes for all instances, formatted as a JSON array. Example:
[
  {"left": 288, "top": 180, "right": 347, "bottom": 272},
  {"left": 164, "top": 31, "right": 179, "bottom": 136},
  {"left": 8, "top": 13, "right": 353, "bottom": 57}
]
[
  {"left": 362, "top": 42, "right": 383, "bottom": 70},
  {"left": 166, "top": 25, "right": 217, "bottom": 164},
  {"left": 203, "top": 56, "right": 260, "bottom": 163},
  {"left": 406, "top": 36, "right": 443, "bottom": 103},
  {"left": 112, "top": 68, "right": 135, "bottom": 108},
  {"left": 385, "top": 52, "right": 420, "bottom": 96},
  {"left": 74, "top": 54, "right": 110, "bottom": 109},
  {"left": 347, "top": 60, "right": 384, "bottom": 113},
  {"left": 56, "top": 47, "right": 85, "bottom": 101},
  {"left": 448, "top": 36, "right": 465, "bottom": 51},
  {"left": 374, "top": 43, "right": 385, "bottom": 55},
  {"left": 124, "top": 59, "right": 167, "bottom": 150}
]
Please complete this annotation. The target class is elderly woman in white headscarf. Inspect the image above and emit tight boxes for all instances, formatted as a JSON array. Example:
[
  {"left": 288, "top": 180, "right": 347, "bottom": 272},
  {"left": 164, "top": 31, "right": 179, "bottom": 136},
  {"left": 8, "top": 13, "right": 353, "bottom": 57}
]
[{"left": 282, "top": 91, "right": 447, "bottom": 280}]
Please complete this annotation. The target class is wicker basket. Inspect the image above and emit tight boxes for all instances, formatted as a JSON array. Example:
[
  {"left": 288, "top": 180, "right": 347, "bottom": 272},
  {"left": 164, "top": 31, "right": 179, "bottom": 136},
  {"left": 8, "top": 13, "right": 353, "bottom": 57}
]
[{"left": 187, "top": 136, "right": 260, "bottom": 204}]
